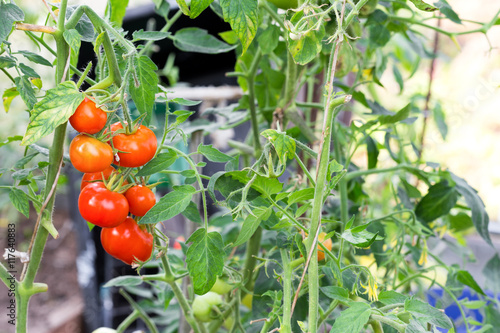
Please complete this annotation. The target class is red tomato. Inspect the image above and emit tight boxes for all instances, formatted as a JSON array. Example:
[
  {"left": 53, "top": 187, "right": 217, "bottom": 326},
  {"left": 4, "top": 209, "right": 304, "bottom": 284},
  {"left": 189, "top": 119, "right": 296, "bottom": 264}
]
[
  {"left": 110, "top": 122, "right": 157, "bottom": 168},
  {"left": 80, "top": 165, "right": 115, "bottom": 191},
  {"left": 100, "top": 217, "right": 153, "bottom": 265},
  {"left": 78, "top": 182, "right": 129, "bottom": 228},
  {"left": 70, "top": 134, "right": 114, "bottom": 173},
  {"left": 69, "top": 97, "right": 107, "bottom": 134},
  {"left": 124, "top": 185, "right": 156, "bottom": 216}
]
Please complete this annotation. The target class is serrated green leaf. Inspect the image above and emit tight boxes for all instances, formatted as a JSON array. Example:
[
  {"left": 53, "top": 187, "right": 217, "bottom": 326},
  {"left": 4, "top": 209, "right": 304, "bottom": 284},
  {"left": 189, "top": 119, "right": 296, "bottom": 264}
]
[
  {"left": 198, "top": 144, "right": 233, "bottom": 163},
  {"left": 139, "top": 185, "right": 196, "bottom": 224},
  {"left": 186, "top": 229, "right": 225, "bottom": 294},
  {"left": 257, "top": 25, "right": 280, "bottom": 55},
  {"left": 288, "top": 188, "right": 315, "bottom": 205},
  {"left": 2, "top": 88, "right": 19, "bottom": 113},
  {"left": 15, "top": 75, "right": 36, "bottom": 110},
  {"left": 320, "top": 286, "right": 351, "bottom": 304},
  {"left": 17, "top": 50, "right": 52, "bottom": 67},
  {"left": 451, "top": 173, "right": 492, "bottom": 246},
  {"left": 136, "top": 150, "right": 177, "bottom": 177},
  {"left": 261, "top": 129, "right": 296, "bottom": 162},
  {"left": 132, "top": 30, "right": 171, "bottom": 41},
  {"left": 63, "top": 29, "right": 81, "bottom": 55},
  {"left": 233, "top": 206, "right": 272, "bottom": 247},
  {"left": 287, "top": 10, "right": 325, "bottom": 65},
  {"left": 379, "top": 104, "right": 411, "bottom": 125},
  {"left": 190, "top": 0, "right": 215, "bottom": 18},
  {"left": 220, "top": 0, "right": 258, "bottom": 53},
  {"left": 107, "top": 0, "right": 129, "bottom": 26},
  {"left": 378, "top": 291, "right": 407, "bottom": 305},
  {"left": 14, "top": 152, "right": 38, "bottom": 168},
  {"left": 341, "top": 229, "right": 382, "bottom": 248},
  {"left": 9, "top": 188, "right": 29, "bottom": 218},
  {"left": 21, "top": 81, "right": 84, "bottom": 146},
  {"left": 227, "top": 171, "right": 283, "bottom": 197},
  {"left": 103, "top": 275, "right": 143, "bottom": 288},
  {"left": 181, "top": 201, "right": 202, "bottom": 223},
  {"left": 330, "top": 302, "right": 372, "bottom": 333},
  {"left": 0, "top": 3, "right": 24, "bottom": 44},
  {"left": 434, "top": 0, "right": 461, "bottom": 23},
  {"left": 0, "top": 56, "right": 16, "bottom": 68},
  {"left": 405, "top": 298, "right": 452, "bottom": 329},
  {"left": 171, "top": 97, "right": 202, "bottom": 106},
  {"left": 65, "top": 6, "right": 95, "bottom": 42},
  {"left": 415, "top": 181, "right": 458, "bottom": 224},
  {"left": 173, "top": 28, "right": 237, "bottom": 54},
  {"left": 408, "top": 0, "right": 437, "bottom": 11},
  {"left": 128, "top": 55, "right": 158, "bottom": 126},
  {"left": 18, "top": 63, "right": 40, "bottom": 79}
]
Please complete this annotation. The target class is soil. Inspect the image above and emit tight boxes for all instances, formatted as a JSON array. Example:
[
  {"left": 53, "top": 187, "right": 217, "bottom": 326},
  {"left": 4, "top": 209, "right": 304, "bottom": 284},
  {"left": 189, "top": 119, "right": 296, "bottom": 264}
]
[{"left": 0, "top": 209, "right": 84, "bottom": 333}]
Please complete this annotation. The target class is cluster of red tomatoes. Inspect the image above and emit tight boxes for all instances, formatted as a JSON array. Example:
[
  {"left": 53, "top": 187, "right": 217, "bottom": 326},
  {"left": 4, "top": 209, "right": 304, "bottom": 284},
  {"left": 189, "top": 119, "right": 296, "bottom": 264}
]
[{"left": 68, "top": 97, "right": 158, "bottom": 266}]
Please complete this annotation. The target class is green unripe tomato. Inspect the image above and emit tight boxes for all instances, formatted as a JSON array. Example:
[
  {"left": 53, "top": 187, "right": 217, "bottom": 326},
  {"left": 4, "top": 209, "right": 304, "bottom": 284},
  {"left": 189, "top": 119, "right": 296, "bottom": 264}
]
[
  {"left": 242, "top": 293, "right": 253, "bottom": 309},
  {"left": 210, "top": 277, "right": 233, "bottom": 295},
  {"left": 223, "top": 316, "right": 235, "bottom": 330},
  {"left": 266, "top": 0, "right": 298, "bottom": 10},
  {"left": 355, "top": 0, "right": 378, "bottom": 17},
  {"left": 192, "top": 292, "right": 222, "bottom": 322}
]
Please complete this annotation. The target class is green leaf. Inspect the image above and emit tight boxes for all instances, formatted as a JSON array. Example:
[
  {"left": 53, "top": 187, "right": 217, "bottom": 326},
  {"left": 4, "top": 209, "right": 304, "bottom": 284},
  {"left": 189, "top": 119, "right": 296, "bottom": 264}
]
[
  {"left": 320, "top": 286, "right": 351, "bottom": 304},
  {"left": 198, "top": 144, "right": 233, "bottom": 163},
  {"left": 367, "top": 10, "right": 391, "bottom": 47},
  {"left": 15, "top": 76, "right": 36, "bottom": 110},
  {"left": 261, "top": 129, "right": 296, "bottom": 162},
  {"left": 406, "top": 320, "right": 431, "bottom": 333},
  {"left": 9, "top": 188, "right": 30, "bottom": 218},
  {"left": 3, "top": 88, "right": 19, "bottom": 113},
  {"left": 171, "top": 97, "right": 202, "bottom": 106},
  {"left": 190, "top": 0, "right": 215, "bottom": 18},
  {"left": 103, "top": 275, "right": 143, "bottom": 287},
  {"left": 451, "top": 173, "right": 492, "bottom": 246},
  {"left": 415, "top": 181, "right": 458, "bottom": 224},
  {"left": 66, "top": 6, "right": 95, "bottom": 42},
  {"left": 14, "top": 152, "right": 38, "bottom": 168},
  {"left": 483, "top": 254, "right": 500, "bottom": 293},
  {"left": 21, "top": 81, "right": 84, "bottom": 146},
  {"left": 136, "top": 150, "right": 177, "bottom": 177},
  {"left": 128, "top": 55, "right": 158, "bottom": 126},
  {"left": 432, "top": 102, "right": 448, "bottom": 140},
  {"left": 456, "top": 270, "right": 485, "bottom": 295},
  {"left": 0, "top": 56, "right": 16, "bottom": 68},
  {"left": 408, "top": 0, "right": 437, "bottom": 11},
  {"left": 186, "top": 229, "right": 225, "bottom": 294},
  {"left": 173, "top": 28, "right": 237, "bottom": 54},
  {"left": 63, "top": 29, "right": 81, "bottom": 55},
  {"left": 0, "top": 135, "right": 22, "bottom": 147},
  {"left": 233, "top": 206, "right": 272, "bottom": 247},
  {"left": 329, "top": 302, "right": 372, "bottom": 333},
  {"left": 227, "top": 171, "right": 283, "bottom": 197},
  {"left": 220, "top": 0, "right": 258, "bottom": 53},
  {"left": 17, "top": 50, "right": 52, "bottom": 67},
  {"left": 257, "top": 25, "right": 280, "bottom": 55},
  {"left": 378, "top": 291, "right": 407, "bottom": 305},
  {"left": 132, "top": 30, "right": 171, "bottom": 41},
  {"left": 181, "top": 201, "right": 202, "bottom": 223},
  {"left": 461, "top": 300, "right": 487, "bottom": 310},
  {"left": 341, "top": 229, "right": 382, "bottom": 248},
  {"left": 288, "top": 188, "right": 315, "bottom": 205},
  {"left": 0, "top": 3, "right": 24, "bottom": 44},
  {"left": 18, "top": 63, "right": 40, "bottom": 79},
  {"left": 404, "top": 298, "right": 452, "bottom": 329},
  {"left": 365, "top": 135, "right": 379, "bottom": 169},
  {"left": 448, "top": 212, "right": 473, "bottom": 232},
  {"left": 176, "top": 0, "right": 191, "bottom": 16},
  {"left": 139, "top": 185, "right": 196, "bottom": 224},
  {"left": 485, "top": 304, "right": 500, "bottom": 327},
  {"left": 287, "top": 10, "right": 325, "bottom": 65},
  {"left": 434, "top": 0, "right": 461, "bottom": 24},
  {"left": 107, "top": 0, "right": 130, "bottom": 26},
  {"left": 379, "top": 104, "right": 411, "bottom": 125},
  {"left": 392, "top": 65, "right": 404, "bottom": 93}
]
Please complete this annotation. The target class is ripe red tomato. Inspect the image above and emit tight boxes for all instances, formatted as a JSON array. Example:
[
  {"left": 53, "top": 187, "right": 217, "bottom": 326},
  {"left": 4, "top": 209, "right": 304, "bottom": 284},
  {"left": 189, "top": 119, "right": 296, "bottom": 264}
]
[
  {"left": 78, "top": 182, "right": 129, "bottom": 228},
  {"left": 80, "top": 165, "right": 115, "bottom": 191},
  {"left": 124, "top": 185, "right": 156, "bottom": 216},
  {"left": 70, "top": 134, "right": 114, "bottom": 173},
  {"left": 110, "top": 122, "right": 157, "bottom": 168},
  {"left": 100, "top": 217, "right": 153, "bottom": 265},
  {"left": 69, "top": 97, "right": 107, "bottom": 134}
]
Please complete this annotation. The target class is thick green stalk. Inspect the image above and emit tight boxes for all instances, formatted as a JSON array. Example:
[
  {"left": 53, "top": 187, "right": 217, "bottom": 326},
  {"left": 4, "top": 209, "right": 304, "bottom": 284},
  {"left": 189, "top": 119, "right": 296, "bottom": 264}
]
[
  {"left": 242, "top": 227, "right": 262, "bottom": 295},
  {"left": 280, "top": 249, "right": 292, "bottom": 333},
  {"left": 369, "top": 319, "right": 384, "bottom": 333},
  {"left": 246, "top": 48, "right": 263, "bottom": 157}
]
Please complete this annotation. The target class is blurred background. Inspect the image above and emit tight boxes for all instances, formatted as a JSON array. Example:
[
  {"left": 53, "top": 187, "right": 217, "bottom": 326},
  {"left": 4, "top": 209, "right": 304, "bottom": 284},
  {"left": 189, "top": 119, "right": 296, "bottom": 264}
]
[{"left": 0, "top": 0, "right": 499, "bottom": 332}]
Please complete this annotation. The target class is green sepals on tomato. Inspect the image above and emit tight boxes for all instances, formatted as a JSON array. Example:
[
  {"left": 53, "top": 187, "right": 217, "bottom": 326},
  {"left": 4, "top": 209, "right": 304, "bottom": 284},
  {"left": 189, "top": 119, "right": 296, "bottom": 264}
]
[
  {"left": 80, "top": 165, "right": 115, "bottom": 191},
  {"left": 110, "top": 122, "right": 157, "bottom": 168},
  {"left": 101, "top": 217, "right": 153, "bottom": 265},
  {"left": 78, "top": 182, "right": 129, "bottom": 228},
  {"left": 70, "top": 134, "right": 114, "bottom": 173},
  {"left": 192, "top": 291, "right": 223, "bottom": 322},
  {"left": 69, "top": 97, "right": 107, "bottom": 134},
  {"left": 266, "top": 0, "right": 297, "bottom": 10},
  {"left": 124, "top": 185, "right": 156, "bottom": 217}
]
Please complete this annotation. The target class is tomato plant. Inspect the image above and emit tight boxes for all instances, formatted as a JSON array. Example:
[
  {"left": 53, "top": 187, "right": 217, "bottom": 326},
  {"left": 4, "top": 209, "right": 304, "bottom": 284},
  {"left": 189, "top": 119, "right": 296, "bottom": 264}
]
[
  {"left": 124, "top": 185, "right": 156, "bottom": 216},
  {"left": 69, "top": 97, "right": 107, "bottom": 134},
  {"left": 69, "top": 134, "right": 114, "bottom": 173},
  {"left": 100, "top": 217, "right": 153, "bottom": 265},
  {"left": 78, "top": 182, "right": 129, "bottom": 228},
  {"left": 110, "top": 122, "right": 157, "bottom": 168},
  {"left": 1, "top": 0, "right": 499, "bottom": 332}
]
